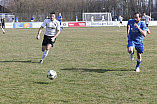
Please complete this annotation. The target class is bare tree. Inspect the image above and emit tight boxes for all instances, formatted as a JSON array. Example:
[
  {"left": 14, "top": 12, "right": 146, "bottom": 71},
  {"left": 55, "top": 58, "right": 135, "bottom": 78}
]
[{"left": 6, "top": 0, "right": 156, "bottom": 21}]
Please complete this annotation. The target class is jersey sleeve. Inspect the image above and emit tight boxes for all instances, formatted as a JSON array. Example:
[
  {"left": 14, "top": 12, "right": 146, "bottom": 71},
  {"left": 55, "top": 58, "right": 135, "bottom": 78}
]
[
  {"left": 127, "top": 19, "right": 132, "bottom": 25},
  {"left": 41, "top": 19, "right": 47, "bottom": 27},
  {"left": 141, "top": 22, "right": 147, "bottom": 31}
]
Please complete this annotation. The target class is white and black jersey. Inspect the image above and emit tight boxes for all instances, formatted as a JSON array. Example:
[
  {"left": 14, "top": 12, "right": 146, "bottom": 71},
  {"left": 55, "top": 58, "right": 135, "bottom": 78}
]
[
  {"left": 41, "top": 19, "right": 60, "bottom": 36},
  {"left": 142, "top": 15, "right": 151, "bottom": 25}
]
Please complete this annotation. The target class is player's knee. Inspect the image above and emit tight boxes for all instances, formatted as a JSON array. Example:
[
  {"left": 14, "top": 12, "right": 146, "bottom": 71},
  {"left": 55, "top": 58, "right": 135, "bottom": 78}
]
[
  {"left": 137, "top": 58, "right": 142, "bottom": 62},
  {"left": 128, "top": 47, "right": 133, "bottom": 53},
  {"left": 42, "top": 48, "right": 45, "bottom": 52},
  {"left": 42, "top": 49, "right": 45, "bottom": 52},
  {"left": 42, "top": 46, "right": 47, "bottom": 52},
  {"left": 128, "top": 49, "right": 133, "bottom": 53},
  {"left": 137, "top": 53, "right": 142, "bottom": 60}
]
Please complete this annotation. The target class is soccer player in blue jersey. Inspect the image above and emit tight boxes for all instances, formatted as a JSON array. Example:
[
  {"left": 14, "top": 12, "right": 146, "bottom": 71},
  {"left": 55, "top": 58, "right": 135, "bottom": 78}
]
[
  {"left": 127, "top": 12, "right": 147, "bottom": 72},
  {"left": 58, "top": 13, "right": 63, "bottom": 29}
]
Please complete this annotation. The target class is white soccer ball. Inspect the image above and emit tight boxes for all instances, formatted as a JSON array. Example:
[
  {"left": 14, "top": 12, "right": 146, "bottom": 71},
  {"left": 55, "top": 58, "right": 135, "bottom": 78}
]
[{"left": 47, "top": 70, "right": 57, "bottom": 80}]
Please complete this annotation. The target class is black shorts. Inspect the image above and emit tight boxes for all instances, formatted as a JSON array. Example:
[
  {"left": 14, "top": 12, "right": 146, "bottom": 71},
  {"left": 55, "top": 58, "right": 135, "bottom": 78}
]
[
  {"left": 120, "top": 21, "right": 122, "bottom": 24},
  {"left": 146, "top": 24, "right": 148, "bottom": 27},
  {"left": 42, "top": 35, "right": 56, "bottom": 47}
]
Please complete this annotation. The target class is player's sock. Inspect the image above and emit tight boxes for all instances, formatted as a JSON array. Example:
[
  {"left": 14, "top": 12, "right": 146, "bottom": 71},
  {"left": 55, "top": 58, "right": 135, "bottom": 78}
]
[
  {"left": 131, "top": 50, "right": 134, "bottom": 54},
  {"left": 136, "top": 58, "right": 141, "bottom": 68},
  {"left": 41, "top": 50, "right": 49, "bottom": 60},
  {"left": 130, "top": 50, "right": 134, "bottom": 61},
  {"left": 1, "top": 28, "right": 5, "bottom": 32},
  {"left": 147, "top": 29, "right": 151, "bottom": 34}
]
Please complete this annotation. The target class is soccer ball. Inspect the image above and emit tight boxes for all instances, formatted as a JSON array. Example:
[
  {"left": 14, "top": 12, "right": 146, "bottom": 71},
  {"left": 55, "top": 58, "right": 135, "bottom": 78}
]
[{"left": 47, "top": 70, "right": 57, "bottom": 80}]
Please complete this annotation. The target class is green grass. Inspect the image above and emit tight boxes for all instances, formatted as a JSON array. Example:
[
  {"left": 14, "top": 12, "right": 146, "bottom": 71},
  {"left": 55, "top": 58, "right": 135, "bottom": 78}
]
[{"left": 0, "top": 27, "right": 157, "bottom": 104}]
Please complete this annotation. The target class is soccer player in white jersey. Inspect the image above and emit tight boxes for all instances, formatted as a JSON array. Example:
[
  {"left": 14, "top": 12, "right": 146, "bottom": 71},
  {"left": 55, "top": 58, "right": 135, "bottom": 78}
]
[
  {"left": 118, "top": 15, "right": 124, "bottom": 28},
  {"left": 142, "top": 12, "right": 151, "bottom": 34},
  {"left": 36, "top": 12, "right": 60, "bottom": 64},
  {"left": 0, "top": 18, "right": 5, "bottom": 34}
]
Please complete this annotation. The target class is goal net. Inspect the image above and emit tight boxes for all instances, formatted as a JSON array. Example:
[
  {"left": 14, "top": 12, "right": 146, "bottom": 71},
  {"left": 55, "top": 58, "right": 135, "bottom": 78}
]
[
  {"left": 82, "top": 12, "right": 112, "bottom": 22},
  {"left": 0, "top": 13, "right": 15, "bottom": 22}
]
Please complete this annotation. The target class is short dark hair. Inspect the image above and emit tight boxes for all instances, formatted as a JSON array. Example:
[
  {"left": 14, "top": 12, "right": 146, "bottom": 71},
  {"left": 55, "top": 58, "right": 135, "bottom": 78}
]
[
  {"left": 50, "top": 12, "right": 55, "bottom": 14},
  {"left": 135, "top": 12, "right": 141, "bottom": 18}
]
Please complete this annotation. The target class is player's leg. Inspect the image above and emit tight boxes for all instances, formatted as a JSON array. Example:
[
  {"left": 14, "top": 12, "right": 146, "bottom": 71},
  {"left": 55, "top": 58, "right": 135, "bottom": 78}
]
[
  {"left": 0, "top": 25, "right": 5, "bottom": 34},
  {"left": 42, "top": 46, "right": 47, "bottom": 52},
  {"left": 135, "top": 44, "right": 144, "bottom": 72},
  {"left": 40, "top": 36, "right": 56, "bottom": 63},
  {"left": 136, "top": 52, "right": 142, "bottom": 72},
  {"left": 42, "top": 44, "right": 52, "bottom": 59},
  {"left": 60, "top": 22, "right": 63, "bottom": 29},
  {"left": 40, "top": 44, "right": 52, "bottom": 63},
  {"left": 119, "top": 22, "right": 121, "bottom": 28},
  {"left": 146, "top": 24, "right": 151, "bottom": 34},
  {"left": 127, "top": 40, "right": 134, "bottom": 61},
  {"left": 40, "top": 35, "right": 48, "bottom": 63},
  {"left": 2, "top": 24, "right": 5, "bottom": 29}
]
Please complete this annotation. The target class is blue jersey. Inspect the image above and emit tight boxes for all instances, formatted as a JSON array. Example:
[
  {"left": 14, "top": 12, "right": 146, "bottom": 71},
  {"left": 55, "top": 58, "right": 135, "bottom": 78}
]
[
  {"left": 58, "top": 16, "right": 62, "bottom": 22},
  {"left": 128, "top": 19, "right": 147, "bottom": 44}
]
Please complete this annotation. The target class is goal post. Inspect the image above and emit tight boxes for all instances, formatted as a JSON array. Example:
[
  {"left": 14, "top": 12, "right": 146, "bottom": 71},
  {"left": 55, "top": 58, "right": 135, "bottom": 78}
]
[
  {"left": 82, "top": 12, "right": 112, "bottom": 22},
  {"left": 0, "top": 13, "right": 15, "bottom": 22}
]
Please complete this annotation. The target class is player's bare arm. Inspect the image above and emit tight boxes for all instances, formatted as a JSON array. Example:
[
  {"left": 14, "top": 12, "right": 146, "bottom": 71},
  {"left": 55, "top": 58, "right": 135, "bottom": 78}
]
[
  {"left": 127, "top": 24, "right": 130, "bottom": 37},
  {"left": 36, "top": 26, "right": 44, "bottom": 40},
  {"left": 134, "top": 23, "right": 146, "bottom": 37}
]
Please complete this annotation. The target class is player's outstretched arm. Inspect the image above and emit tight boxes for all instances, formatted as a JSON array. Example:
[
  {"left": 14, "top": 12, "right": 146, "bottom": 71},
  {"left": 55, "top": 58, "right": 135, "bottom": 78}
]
[
  {"left": 127, "top": 24, "right": 130, "bottom": 37},
  {"left": 36, "top": 26, "right": 44, "bottom": 40}
]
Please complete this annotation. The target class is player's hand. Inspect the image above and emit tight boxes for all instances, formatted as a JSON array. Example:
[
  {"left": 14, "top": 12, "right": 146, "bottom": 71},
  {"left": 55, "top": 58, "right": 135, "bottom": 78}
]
[
  {"left": 134, "top": 23, "right": 139, "bottom": 28},
  {"left": 36, "top": 35, "right": 40, "bottom": 40},
  {"left": 51, "top": 37, "right": 56, "bottom": 42}
]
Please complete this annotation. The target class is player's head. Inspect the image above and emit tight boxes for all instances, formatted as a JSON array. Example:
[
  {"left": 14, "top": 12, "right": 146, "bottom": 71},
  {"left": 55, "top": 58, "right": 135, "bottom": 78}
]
[
  {"left": 59, "top": 13, "right": 61, "bottom": 16},
  {"left": 50, "top": 12, "right": 56, "bottom": 21},
  {"left": 134, "top": 12, "right": 141, "bottom": 23},
  {"left": 143, "top": 12, "right": 146, "bottom": 16}
]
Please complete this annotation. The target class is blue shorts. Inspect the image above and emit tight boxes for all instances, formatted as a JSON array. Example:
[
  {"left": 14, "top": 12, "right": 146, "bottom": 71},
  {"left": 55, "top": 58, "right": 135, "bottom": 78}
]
[{"left": 127, "top": 40, "right": 144, "bottom": 53}]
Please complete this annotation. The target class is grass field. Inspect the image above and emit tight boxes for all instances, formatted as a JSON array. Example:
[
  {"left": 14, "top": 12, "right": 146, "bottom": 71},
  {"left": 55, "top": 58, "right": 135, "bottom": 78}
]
[{"left": 0, "top": 27, "right": 157, "bottom": 104}]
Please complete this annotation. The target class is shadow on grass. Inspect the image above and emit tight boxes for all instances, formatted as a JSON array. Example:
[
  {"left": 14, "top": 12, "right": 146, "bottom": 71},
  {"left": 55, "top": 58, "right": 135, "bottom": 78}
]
[
  {"left": 61, "top": 68, "right": 133, "bottom": 73},
  {"left": 34, "top": 82, "right": 50, "bottom": 84},
  {"left": 0, "top": 60, "right": 39, "bottom": 63}
]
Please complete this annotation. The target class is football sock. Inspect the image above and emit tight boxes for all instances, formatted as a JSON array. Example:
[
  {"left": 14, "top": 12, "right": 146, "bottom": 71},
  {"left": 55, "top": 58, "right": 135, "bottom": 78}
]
[
  {"left": 130, "top": 48, "right": 134, "bottom": 54},
  {"left": 131, "top": 50, "right": 134, "bottom": 54},
  {"left": 41, "top": 50, "right": 49, "bottom": 60},
  {"left": 136, "top": 58, "right": 141, "bottom": 68},
  {"left": 1, "top": 28, "right": 5, "bottom": 32}
]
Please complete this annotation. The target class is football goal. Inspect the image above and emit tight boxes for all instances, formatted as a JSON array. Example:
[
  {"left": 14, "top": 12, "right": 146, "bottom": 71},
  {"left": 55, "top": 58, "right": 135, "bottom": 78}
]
[
  {"left": 82, "top": 12, "right": 112, "bottom": 22},
  {"left": 0, "top": 13, "right": 15, "bottom": 22}
]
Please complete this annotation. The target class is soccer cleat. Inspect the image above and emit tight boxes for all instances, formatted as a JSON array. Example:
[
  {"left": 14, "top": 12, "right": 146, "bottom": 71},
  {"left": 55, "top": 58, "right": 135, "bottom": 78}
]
[
  {"left": 136, "top": 67, "right": 140, "bottom": 72},
  {"left": 3, "top": 32, "right": 5, "bottom": 34},
  {"left": 147, "top": 30, "right": 151, "bottom": 34},
  {"left": 130, "top": 53, "right": 134, "bottom": 61},
  {"left": 39, "top": 60, "right": 43, "bottom": 64}
]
